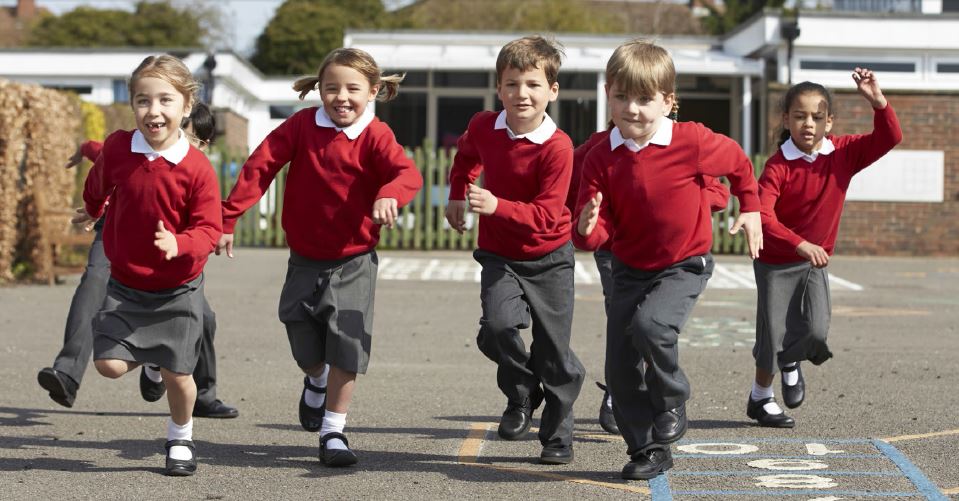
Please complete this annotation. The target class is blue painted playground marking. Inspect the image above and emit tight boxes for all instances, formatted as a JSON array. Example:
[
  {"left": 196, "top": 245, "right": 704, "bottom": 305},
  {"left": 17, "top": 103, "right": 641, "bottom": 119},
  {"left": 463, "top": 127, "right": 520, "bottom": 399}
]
[{"left": 648, "top": 438, "right": 947, "bottom": 501}]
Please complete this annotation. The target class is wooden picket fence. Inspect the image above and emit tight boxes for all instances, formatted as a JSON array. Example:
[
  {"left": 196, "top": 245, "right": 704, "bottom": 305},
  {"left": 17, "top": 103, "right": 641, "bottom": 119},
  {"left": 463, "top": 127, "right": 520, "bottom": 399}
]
[{"left": 214, "top": 147, "right": 764, "bottom": 255}]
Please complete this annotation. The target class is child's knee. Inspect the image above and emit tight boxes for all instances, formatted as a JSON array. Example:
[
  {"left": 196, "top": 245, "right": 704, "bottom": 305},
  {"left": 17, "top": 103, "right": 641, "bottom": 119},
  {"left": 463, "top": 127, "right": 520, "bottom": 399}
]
[
  {"left": 94, "top": 359, "right": 127, "bottom": 378},
  {"left": 160, "top": 370, "right": 194, "bottom": 389}
]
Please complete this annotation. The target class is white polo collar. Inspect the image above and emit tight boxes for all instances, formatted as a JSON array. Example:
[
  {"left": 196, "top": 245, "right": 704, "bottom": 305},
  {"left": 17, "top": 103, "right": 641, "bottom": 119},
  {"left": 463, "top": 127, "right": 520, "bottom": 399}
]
[
  {"left": 315, "top": 106, "right": 375, "bottom": 140},
  {"left": 781, "top": 137, "right": 835, "bottom": 163},
  {"left": 609, "top": 118, "right": 673, "bottom": 152},
  {"left": 131, "top": 129, "right": 190, "bottom": 164},
  {"left": 494, "top": 110, "right": 557, "bottom": 144}
]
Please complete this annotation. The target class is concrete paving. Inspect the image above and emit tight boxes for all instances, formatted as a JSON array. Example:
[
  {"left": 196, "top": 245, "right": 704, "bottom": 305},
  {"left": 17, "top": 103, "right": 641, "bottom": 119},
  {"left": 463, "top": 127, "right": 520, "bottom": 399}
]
[{"left": 1, "top": 249, "right": 957, "bottom": 499}]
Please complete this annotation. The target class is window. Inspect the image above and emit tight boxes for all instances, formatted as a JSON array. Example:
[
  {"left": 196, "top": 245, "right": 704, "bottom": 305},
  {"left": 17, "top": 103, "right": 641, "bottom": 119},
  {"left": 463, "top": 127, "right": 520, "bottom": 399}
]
[
  {"left": 269, "top": 105, "right": 295, "bottom": 119},
  {"left": 44, "top": 84, "right": 93, "bottom": 95},
  {"left": 433, "top": 71, "right": 489, "bottom": 88},
  {"left": 799, "top": 60, "right": 915, "bottom": 72},
  {"left": 937, "top": 63, "right": 959, "bottom": 73},
  {"left": 558, "top": 98, "right": 597, "bottom": 146},
  {"left": 558, "top": 73, "right": 597, "bottom": 91},
  {"left": 112, "top": 79, "right": 129, "bottom": 103},
  {"left": 437, "top": 97, "right": 484, "bottom": 148},
  {"left": 375, "top": 92, "right": 427, "bottom": 147}
]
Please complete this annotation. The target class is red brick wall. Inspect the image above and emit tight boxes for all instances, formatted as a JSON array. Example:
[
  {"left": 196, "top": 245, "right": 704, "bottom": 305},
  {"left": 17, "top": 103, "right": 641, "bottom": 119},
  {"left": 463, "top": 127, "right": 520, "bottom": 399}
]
[{"left": 766, "top": 87, "right": 959, "bottom": 256}]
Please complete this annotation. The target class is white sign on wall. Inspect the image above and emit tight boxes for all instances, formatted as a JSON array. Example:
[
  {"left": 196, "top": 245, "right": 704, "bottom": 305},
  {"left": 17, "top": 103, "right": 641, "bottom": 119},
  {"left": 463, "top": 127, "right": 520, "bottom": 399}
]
[{"left": 846, "top": 150, "right": 944, "bottom": 202}]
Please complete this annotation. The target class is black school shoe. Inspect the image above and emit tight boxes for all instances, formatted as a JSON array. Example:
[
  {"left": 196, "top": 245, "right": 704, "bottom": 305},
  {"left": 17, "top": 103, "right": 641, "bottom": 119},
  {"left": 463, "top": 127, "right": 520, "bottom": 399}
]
[
  {"left": 299, "top": 376, "right": 326, "bottom": 432},
  {"left": 139, "top": 367, "right": 166, "bottom": 402},
  {"left": 539, "top": 444, "right": 574, "bottom": 465},
  {"left": 319, "top": 432, "right": 358, "bottom": 467},
  {"left": 651, "top": 405, "right": 687, "bottom": 444},
  {"left": 622, "top": 448, "right": 673, "bottom": 480},
  {"left": 37, "top": 367, "right": 78, "bottom": 408},
  {"left": 193, "top": 399, "right": 239, "bottom": 419},
  {"left": 164, "top": 439, "right": 197, "bottom": 477},
  {"left": 781, "top": 363, "right": 806, "bottom": 409},
  {"left": 497, "top": 385, "right": 545, "bottom": 440},
  {"left": 746, "top": 395, "right": 795, "bottom": 428},
  {"left": 596, "top": 382, "right": 620, "bottom": 435}
]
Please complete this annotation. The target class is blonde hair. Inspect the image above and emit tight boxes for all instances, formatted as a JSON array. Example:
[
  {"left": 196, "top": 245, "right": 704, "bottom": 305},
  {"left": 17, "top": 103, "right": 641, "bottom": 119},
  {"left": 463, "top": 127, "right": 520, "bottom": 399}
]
[
  {"left": 496, "top": 35, "right": 564, "bottom": 85},
  {"left": 292, "top": 48, "right": 404, "bottom": 102},
  {"left": 128, "top": 55, "right": 199, "bottom": 107},
  {"left": 606, "top": 40, "right": 679, "bottom": 115}
]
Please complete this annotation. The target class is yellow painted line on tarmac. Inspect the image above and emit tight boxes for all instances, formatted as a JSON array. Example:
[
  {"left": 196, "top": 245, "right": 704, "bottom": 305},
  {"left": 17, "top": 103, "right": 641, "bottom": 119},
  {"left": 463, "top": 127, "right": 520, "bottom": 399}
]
[
  {"left": 457, "top": 422, "right": 493, "bottom": 463},
  {"left": 941, "top": 486, "right": 959, "bottom": 494},
  {"left": 881, "top": 428, "right": 959, "bottom": 443},
  {"left": 833, "top": 306, "right": 929, "bottom": 317}
]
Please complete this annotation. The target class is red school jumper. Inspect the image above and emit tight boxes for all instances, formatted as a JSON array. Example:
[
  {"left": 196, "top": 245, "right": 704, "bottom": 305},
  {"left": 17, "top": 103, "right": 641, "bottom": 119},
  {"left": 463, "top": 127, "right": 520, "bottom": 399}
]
[
  {"left": 83, "top": 130, "right": 222, "bottom": 291},
  {"left": 572, "top": 121, "right": 760, "bottom": 270},
  {"left": 449, "top": 111, "right": 574, "bottom": 260},
  {"left": 758, "top": 105, "right": 902, "bottom": 264},
  {"left": 222, "top": 108, "right": 422, "bottom": 260}
]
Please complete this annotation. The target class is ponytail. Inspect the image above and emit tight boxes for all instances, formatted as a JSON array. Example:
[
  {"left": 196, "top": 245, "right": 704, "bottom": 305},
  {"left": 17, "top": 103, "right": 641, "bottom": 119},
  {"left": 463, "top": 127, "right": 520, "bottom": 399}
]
[
  {"left": 293, "top": 76, "right": 320, "bottom": 101},
  {"left": 377, "top": 73, "right": 404, "bottom": 103}
]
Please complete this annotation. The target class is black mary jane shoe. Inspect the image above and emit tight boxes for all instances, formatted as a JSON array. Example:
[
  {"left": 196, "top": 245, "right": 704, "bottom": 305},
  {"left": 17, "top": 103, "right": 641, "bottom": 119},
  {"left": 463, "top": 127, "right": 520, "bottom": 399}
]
[
  {"left": 746, "top": 395, "right": 795, "bottom": 428},
  {"left": 497, "top": 385, "right": 544, "bottom": 441},
  {"left": 37, "top": 367, "right": 78, "bottom": 408},
  {"left": 622, "top": 448, "right": 673, "bottom": 480},
  {"left": 299, "top": 376, "right": 326, "bottom": 432},
  {"left": 651, "top": 405, "right": 687, "bottom": 444},
  {"left": 164, "top": 439, "right": 197, "bottom": 477},
  {"left": 781, "top": 363, "right": 806, "bottom": 409},
  {"left": 139, "top": 367, "right": 166, "bottom": 403},
  {"left": 319, "top": 432, "right": 358, "bottom": 467},
  {"left": 596, "top": 382, "right": 620, "bottom": 435}
]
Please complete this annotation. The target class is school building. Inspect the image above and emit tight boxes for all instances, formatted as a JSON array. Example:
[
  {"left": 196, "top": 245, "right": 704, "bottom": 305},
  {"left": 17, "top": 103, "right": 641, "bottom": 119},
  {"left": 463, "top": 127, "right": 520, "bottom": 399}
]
[{"left": 1, "top": 3, "right": 956, "bottom": 255}]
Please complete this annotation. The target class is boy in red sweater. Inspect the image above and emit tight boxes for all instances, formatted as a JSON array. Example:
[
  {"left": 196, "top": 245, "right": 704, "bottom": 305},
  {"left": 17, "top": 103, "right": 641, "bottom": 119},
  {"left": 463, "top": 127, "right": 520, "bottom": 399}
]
[
  {"left": 446, "top": 35, "right": 584, "bottom": 465},
  {"left": 747, "top": 68, "right": 902, "bottom": 427},
  {"left": 573, "top": 40, "right": 762, "bottom": 480}
]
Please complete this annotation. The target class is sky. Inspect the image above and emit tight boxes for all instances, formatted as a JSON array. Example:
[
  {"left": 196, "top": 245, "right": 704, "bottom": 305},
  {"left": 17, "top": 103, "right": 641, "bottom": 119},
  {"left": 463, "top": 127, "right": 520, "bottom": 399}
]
[{"left": 2, "top": 0, "right": 416, "bottom": 56}]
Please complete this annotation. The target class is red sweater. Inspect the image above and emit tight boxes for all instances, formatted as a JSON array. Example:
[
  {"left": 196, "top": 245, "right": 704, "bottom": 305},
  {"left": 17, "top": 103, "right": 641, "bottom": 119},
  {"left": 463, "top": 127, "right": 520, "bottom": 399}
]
[
  {"left": 572, "top": 121, "right": 760, "bottom": 270},
  {"left": 568, "top": 130, "right": 731, "bottom": 252},
  {"left": 81, "top": 141, "right": 102, "bottom": 162},
  {"left": 222, "top": 108, "right": 422, "bottom": 260},
  {"left": 758, "top": 105, "right": 902, "bottom": 264},
  {"left": 83, "top": 130, "right": 222, "bottom": 291},
  {"left": 449, "top": 111, "right": 573, "bottom": 260}
]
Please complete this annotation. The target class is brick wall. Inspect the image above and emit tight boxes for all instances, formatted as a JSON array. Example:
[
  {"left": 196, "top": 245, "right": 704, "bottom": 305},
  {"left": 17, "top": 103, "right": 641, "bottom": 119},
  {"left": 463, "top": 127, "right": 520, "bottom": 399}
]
[
  {"left": 214, "top": 108, "right": 248, "bottom": 155},
  {"left": 765, "top": 86, "right": 959, "bottom": 256}
]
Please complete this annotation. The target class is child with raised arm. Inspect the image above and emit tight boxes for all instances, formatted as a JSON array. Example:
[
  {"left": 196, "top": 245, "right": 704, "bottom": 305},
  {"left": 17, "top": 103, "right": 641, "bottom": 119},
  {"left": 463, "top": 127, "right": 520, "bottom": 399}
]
[
  {"left": 38, "top": 104, "right": 238, "bottom": 419},
  {"left": 217, "top": 48, "right": 422, "bottom": 466},
  {"left": 446, "top": 35, "right": 584, "bottom": 465},
  {"left": 746, "top": 68, "right": 902, "bottom": 427},
  {"left": 573, "top": 40, "right": 762, "bottom": 480},
  {"left": 82, "top": 55, "right": 222, "bottom": 476}
]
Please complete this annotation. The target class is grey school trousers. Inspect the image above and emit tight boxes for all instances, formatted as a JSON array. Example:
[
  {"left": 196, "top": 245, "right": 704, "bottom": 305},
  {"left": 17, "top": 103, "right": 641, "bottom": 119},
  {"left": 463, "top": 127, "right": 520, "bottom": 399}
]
[
  {"left": 606, "top": 253, "right": 713, "bottom": 456},
  {"left": 473, "top": 242, "right": 585, "bottom": 448},
  {"left": 50, "top": 224, "right": 222, "bottom": 406}
]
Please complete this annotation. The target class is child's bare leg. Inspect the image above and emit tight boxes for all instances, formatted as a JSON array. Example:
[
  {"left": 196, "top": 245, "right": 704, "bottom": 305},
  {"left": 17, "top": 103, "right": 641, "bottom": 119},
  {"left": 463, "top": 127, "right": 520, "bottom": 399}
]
[
  {"left": 161, "top": 369, "right": 196, "bottom": 425},
  {"left": 319, "top": 365, "right": 357, "bottom": 458},
  {"left": 94, "top": 359, "right": 140, "bottom": 379}
]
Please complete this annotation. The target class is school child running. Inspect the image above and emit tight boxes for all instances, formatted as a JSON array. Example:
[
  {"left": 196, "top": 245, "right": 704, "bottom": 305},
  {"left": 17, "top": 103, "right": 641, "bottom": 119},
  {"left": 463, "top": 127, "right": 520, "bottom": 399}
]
[
  {"left": 38, "top": 103, "right": 238, "bottom": 420},
  {"left": 216, "top": 48, "right": 422, "bottom": 467},
  {"left": 573, "top": 40, "right": 762, "bottom": 480},
  {"left": 746, "top": 68, "right": 901, "bottom": 427},
  {"left": 81, "top": 55, "right": 223, "bottom": 476},
  {"left": 569, "top": 127, "right": 732, "bottom": 436},
  {"left": 446, "top": 35, "right": 585, "bottom": 465}
]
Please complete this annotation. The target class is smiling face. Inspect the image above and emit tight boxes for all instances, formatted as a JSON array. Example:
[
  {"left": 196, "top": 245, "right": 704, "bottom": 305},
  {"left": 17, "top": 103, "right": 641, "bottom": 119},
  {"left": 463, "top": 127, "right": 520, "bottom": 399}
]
[
  {"left": 132, "top": 76, "right": 191, "bottom": 152},
  {"left": 784, "top": 92, "right": 834, "bottom": 154},
  {"left": 496, "top": 65, "right": 559, "bottom": 134},
  {"left": 606, "top": 81, "right": 674, "bottom": 144},
  {"left": 320, "top": 64, "right": 378, "bottom": 128}
]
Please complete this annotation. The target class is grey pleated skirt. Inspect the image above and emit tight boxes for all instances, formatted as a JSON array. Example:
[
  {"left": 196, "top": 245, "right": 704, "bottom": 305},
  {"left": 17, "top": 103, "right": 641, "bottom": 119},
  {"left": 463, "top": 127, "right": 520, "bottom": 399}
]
[{"left": 93, "top": 274, "right": 205, "bottom": 374}]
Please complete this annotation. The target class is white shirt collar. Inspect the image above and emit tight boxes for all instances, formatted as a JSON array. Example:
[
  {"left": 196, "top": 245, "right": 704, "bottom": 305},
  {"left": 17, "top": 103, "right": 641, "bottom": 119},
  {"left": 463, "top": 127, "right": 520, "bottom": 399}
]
[
  {"left": 315, "top": 106, "right": 375, "bottom": 140},
  {"left": 131, "top": 129, "right": 190, "bottom": 164},
  {"left": 781, "top": 137, "right": 835, "bottom": 163},
  {"left": 493, "top": 110, "right": 557, "bottom": 145},
  {"left": 609, "top": 118, "right": 673, "bottom": 152}
]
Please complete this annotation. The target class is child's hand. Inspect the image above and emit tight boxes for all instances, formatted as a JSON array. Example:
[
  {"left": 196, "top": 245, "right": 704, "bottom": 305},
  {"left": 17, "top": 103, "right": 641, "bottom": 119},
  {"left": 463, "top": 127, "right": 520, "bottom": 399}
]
[
  {"left": 796, "top": 241, "right": 829, "bottom": 268},
  {"left": 65, "top": 146, "right": 83, "bottom": 169},
  {"left": 852, "top": 67, "right": 887, "bottom": 109},
  {"left": 372, "top": 197, "right": 399, "bottom": 228},
  {"left": 216, "top": 233, "right": 235, "bottom": 258},
  {"left": 445, "top": 200, "right": 467, "bottom": 234},
  {"left": 153, "top": 221, "right": 178, "bottom": 260},
  {"left": 71, "top": 207, "right": 99, "bottom": 232},
  {"left": 577, "top": 192, "right": 603, "bottom": 237},
  {"left": 467, "top": 183, "right": 498, "bottom": 215},
  {"left": 730, "top": 211, "right": 763, "bottom": 259}
]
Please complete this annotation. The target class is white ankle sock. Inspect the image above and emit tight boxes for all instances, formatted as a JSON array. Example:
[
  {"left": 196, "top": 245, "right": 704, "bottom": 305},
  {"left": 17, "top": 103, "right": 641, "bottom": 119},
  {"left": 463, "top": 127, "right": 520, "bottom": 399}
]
[
  {"left": 320, "top": 410, "right": 347, "bottom": 451},
  {"left": 144, "top": 365, "right": 163, "bottom": 383},
  {"left": 751, "top": 381, "right": 774, "bottom": 401},
  {"left": 782, "top": 363, "right": 799, "bottom": 386},
  {"left": 166, "top": 418, "right": 193, "bottom": 461},
  {"left": 305, "top": 366, "right": 329, "bottom": 409}
]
